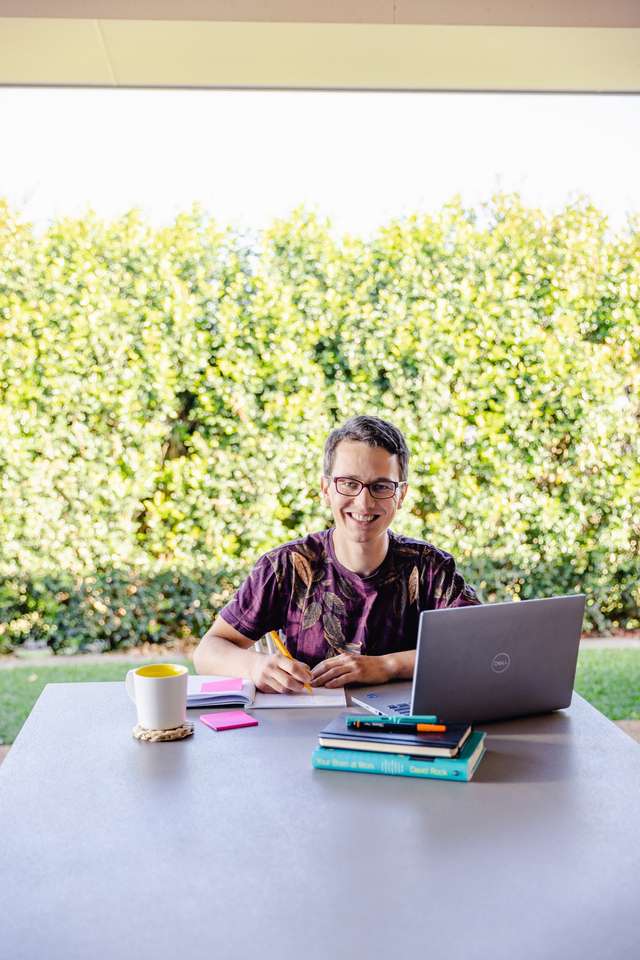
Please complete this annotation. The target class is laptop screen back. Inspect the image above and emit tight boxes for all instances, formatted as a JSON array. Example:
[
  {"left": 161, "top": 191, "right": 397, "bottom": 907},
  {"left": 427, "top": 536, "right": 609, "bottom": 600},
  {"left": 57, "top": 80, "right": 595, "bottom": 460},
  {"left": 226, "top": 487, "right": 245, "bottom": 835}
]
[{"left": 411, "top": 594, "right": 586, "bottom": 723}]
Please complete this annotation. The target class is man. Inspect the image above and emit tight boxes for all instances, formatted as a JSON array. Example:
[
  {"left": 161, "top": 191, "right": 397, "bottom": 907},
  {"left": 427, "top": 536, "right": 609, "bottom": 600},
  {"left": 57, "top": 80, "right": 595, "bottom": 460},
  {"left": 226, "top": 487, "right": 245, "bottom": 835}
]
[{"left": 193, "top": 415, "right": 479, "bottom": 692}]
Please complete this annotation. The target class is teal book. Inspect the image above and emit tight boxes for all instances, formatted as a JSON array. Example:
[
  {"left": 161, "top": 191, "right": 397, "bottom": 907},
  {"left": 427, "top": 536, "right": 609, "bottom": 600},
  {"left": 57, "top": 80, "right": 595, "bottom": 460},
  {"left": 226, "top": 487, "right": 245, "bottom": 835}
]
[{"left": 312, "top": 730, "right": 486, "bottom": 781}]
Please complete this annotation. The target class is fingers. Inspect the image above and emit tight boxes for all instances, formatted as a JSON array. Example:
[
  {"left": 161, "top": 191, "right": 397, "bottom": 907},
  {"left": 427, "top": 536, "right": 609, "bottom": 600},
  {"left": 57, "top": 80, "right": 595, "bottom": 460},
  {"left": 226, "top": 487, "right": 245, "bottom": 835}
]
[
  {"left": 318, "top": 666, "right": 357, "bottom": 688},
  {"left": 311, "top": 654, "right": 345, "bottom": 681},
  {"left": 273, "top": 668, "right": 305, "bottom": 693},
  {"left": 259, "top": 668, "right": 300, "bottom": 693},
  {"left": 272, "top": 657, "right": 311, "bottom": 693},
  {"left": 311, "top": 655, "right": 356, "bottom": 688},
  {"left": 280, "top": 657, "right": 313, "bottom": 686},
  {"left": 254, "top": 654, "right": 313, "bottom": 694}
]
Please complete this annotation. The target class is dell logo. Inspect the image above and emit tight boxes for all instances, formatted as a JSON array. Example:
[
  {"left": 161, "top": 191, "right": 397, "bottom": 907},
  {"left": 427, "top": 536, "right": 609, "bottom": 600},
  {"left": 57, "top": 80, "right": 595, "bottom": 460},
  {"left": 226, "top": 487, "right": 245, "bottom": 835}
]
[{"left": 491, "top": 652, "right": 511, "bottom": 673}]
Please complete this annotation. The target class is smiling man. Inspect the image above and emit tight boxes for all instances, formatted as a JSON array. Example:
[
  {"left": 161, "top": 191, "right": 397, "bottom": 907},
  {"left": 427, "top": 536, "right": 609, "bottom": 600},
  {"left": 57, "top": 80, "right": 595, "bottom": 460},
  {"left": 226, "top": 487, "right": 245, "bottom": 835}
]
[{"left": 193, "top": 415, "right": 479, "bottom": 692}]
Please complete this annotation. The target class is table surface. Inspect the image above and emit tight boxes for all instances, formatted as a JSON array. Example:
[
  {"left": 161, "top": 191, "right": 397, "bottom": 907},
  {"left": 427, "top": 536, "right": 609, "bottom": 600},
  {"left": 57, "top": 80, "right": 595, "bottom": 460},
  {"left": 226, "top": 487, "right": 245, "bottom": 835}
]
[{"left": 1, "top": 682, "right": 639, "bottom": 960}]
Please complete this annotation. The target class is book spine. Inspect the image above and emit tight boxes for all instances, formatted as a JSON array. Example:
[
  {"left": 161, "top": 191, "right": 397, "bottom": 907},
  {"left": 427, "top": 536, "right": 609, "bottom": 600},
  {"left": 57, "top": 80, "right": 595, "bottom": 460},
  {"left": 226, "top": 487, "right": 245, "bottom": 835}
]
[{"left": 311, "top": 747, "right": 476, "bottom": 781}]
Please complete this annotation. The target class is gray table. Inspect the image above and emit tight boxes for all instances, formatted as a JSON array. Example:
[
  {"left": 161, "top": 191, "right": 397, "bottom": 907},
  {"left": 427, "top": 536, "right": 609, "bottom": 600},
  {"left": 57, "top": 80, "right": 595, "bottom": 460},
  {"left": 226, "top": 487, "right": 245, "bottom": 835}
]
[{"left": 1, "top": 683, "right": 639, "bottom": 960}]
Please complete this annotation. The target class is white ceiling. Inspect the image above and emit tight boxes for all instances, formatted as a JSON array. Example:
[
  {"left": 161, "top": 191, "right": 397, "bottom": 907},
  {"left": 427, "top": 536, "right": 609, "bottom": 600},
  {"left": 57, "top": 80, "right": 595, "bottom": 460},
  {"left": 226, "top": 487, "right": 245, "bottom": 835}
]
[{"left": 1, "top": 2, "right": 639, "bottom": 91}]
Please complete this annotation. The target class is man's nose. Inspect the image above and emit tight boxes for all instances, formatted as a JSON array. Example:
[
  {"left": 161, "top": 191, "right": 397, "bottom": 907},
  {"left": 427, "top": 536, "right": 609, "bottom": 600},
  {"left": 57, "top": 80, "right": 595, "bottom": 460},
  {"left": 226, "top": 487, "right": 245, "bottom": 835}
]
[{"left": 354, "top": 485, "right": 377, "bottom": 508}]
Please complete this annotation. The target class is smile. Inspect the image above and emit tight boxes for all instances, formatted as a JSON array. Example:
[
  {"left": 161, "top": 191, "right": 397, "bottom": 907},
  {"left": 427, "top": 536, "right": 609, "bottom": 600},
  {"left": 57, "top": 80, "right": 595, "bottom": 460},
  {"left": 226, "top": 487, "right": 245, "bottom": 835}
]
[{"left": 346, "top": 513, "right": 380, "bottom": 524}]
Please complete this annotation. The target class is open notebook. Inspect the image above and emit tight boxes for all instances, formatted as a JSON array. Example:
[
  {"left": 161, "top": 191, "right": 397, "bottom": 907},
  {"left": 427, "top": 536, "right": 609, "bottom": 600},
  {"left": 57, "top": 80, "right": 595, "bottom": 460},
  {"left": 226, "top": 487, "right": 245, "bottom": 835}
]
[
  {"left": 187, "top": 675, "right": 255, "bottom": 708},
  {"left": 188, "top": 675, "right": 346, "bottom": 709}
]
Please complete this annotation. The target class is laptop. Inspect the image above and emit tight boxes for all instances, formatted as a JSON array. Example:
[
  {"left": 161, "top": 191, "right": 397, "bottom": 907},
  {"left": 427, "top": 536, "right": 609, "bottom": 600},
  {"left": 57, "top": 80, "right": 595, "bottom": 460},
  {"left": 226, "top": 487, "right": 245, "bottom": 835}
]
[{"left": 350, "top": 594, "right": 586, "bottom": 723}]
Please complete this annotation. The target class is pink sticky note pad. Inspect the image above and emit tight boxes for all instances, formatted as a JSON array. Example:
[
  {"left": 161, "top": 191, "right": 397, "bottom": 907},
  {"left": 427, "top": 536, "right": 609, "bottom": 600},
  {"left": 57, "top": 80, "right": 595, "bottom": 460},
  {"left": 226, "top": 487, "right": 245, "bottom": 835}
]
[
  {"left": 200, "top": 710, "right": 258, "bottom": 732},
  {"left": 200, "top": 678, "right": 243, "bottom": 693}
]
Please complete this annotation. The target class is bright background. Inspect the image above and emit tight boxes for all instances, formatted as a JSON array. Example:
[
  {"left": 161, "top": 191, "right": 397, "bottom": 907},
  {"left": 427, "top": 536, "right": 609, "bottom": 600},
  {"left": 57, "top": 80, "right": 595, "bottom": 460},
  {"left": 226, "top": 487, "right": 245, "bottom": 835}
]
[
  {"left": 1, "top": 87, "right": 639, "bottom": 740},
  {"left": 1, "top": 88, "right": 638, "bottom": 236}
]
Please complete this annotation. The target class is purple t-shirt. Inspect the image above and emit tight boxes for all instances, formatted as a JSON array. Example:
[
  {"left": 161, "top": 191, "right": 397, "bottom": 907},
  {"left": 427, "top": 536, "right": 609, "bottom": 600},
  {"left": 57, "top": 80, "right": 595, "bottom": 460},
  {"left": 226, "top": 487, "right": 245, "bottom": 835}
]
[{"left": 219, "top": 528, "right": 479, "bottom": 667}]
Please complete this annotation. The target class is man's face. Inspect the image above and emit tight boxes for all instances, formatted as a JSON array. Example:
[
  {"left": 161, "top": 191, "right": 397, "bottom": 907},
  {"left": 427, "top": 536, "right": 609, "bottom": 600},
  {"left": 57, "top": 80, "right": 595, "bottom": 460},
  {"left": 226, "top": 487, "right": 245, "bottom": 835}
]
[{"left": 321, "top": 440, "right": 408, "bottom": 546}]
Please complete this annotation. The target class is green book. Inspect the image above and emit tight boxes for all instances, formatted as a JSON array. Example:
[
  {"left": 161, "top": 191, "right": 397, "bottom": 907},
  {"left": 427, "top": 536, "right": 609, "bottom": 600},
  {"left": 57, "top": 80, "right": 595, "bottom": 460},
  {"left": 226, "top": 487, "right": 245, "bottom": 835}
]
[{"left": 312, "top": 730, "right": 486, "bottom": 781}]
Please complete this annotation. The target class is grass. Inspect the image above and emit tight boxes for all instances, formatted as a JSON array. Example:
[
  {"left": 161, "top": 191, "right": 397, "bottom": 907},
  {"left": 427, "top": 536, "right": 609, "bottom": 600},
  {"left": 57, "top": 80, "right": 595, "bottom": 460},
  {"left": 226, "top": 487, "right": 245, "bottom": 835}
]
[
  {"left": 0, "top": 659, "right": 194, "bottom": 747},
  {"left": 574, "top": 648, "right": 640, "bottom": 722},
  {"left": 0, "top": 649, "right": 638, "bottom": 747}
]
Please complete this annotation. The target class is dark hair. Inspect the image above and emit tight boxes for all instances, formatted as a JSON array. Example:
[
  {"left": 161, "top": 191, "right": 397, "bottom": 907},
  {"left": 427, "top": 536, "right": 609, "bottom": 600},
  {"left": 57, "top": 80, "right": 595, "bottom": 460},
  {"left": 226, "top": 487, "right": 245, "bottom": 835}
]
[{"left": 323, "top": 416, "right": 410, "bottom": 481}]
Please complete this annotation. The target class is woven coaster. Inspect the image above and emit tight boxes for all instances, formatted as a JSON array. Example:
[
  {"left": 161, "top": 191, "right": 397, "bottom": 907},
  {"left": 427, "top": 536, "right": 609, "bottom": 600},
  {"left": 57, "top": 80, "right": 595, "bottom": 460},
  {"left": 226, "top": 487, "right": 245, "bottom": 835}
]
[{"left": 132, "top": 721, "right": 194, "bottom": 742}]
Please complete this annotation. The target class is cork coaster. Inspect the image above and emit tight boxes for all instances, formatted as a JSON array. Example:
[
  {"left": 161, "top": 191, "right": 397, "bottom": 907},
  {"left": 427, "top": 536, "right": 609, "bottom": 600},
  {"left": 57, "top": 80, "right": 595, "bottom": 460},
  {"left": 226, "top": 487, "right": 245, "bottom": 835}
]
[{"left": 132, "top": 721, "right": 194, "bottom": 742}]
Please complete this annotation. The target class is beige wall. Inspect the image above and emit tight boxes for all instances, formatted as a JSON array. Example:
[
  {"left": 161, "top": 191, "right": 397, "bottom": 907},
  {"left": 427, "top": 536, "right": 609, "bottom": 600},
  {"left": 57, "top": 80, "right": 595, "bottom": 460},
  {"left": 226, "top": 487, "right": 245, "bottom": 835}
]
[{"left": 0, "top": 1, "right": 639, "bottom": 90}]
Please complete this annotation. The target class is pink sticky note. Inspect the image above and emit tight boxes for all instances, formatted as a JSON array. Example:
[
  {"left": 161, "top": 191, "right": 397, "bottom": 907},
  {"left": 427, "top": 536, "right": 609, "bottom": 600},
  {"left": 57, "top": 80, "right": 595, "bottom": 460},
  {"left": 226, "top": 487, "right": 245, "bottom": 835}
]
[
  {"left": 200, "top": 678, "right": 243, "bottom": 693},
  {"left": 200, "top": 711, "right": 258, "bottom": 732}
]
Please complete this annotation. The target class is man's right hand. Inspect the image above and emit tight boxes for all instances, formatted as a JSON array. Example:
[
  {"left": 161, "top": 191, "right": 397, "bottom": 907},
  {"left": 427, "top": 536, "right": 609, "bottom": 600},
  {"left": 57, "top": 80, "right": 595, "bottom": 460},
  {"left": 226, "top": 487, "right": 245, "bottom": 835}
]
[{"left": 249, "top": 653, "right": 313, "bottom": 694}]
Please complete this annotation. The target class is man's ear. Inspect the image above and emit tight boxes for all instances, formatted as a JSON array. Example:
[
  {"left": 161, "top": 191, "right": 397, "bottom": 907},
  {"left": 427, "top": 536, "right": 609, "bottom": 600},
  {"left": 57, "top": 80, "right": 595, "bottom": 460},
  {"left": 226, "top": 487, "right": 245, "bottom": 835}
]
[
  {"left": 397, "top": 483, "right": 409, "bottom": 509},
  {"left": 320, "top": 476, "right": 331, "bottom": 505}
]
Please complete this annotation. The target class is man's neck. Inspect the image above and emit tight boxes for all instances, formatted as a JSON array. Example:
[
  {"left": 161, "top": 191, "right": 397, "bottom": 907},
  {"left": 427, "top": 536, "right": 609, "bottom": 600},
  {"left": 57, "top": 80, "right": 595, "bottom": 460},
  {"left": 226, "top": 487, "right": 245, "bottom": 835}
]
[{"left": 332, "top": 529, "right": 390, "bottom": 577}]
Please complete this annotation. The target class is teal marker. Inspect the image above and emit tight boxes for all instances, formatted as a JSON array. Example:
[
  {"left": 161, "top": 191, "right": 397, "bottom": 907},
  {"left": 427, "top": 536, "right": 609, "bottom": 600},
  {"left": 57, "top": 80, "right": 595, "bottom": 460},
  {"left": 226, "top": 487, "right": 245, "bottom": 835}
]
[{"left": 346, "top": 714, "right": 438, "bottom": 727}]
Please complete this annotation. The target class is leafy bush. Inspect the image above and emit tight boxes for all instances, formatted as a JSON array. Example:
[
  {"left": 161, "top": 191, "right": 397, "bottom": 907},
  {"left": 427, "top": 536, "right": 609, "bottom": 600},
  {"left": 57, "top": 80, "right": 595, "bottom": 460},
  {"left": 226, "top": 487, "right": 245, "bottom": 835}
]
[
  {"left": 0, "top": 568, "right": 236, "bottom": 654},
  {"left": 1, "top": 194, "right": 639, "bottom": 651}
]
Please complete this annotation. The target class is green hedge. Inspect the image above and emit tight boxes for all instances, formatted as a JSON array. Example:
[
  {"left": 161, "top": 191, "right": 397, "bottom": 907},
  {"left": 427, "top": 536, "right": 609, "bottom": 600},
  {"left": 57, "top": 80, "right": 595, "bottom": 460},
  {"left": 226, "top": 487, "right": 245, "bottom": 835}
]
[
  {"left": 0, "top": 568, "right": 235, "bottom": 655},
  {"left": 1, "top": 194, "right": 639, "bottom": 652}
]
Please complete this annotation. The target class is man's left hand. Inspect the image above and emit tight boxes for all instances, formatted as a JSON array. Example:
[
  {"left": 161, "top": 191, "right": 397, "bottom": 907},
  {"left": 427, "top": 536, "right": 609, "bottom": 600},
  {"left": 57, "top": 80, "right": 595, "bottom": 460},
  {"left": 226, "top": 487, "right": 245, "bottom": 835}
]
[{"left": 310, "top": 653, "right": 392, "bottom": 688}]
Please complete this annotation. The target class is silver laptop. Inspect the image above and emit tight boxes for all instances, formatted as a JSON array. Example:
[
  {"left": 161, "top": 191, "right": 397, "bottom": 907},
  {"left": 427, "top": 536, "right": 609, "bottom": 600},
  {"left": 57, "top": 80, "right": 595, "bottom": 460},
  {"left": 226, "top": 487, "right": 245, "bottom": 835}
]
[{"left": 350, "top": 594, "right": 586, "bottom": 723}]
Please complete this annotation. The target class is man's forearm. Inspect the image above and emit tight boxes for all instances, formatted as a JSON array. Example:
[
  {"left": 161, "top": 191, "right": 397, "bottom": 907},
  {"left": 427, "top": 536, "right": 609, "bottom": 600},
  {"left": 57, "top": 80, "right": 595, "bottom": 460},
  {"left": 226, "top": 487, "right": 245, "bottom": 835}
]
[
  {"left": 380, "top": 648, "right": 416, "bottom": 681},
  {"left": 193, "top": 632, "right": 260, "bottom": 678}
]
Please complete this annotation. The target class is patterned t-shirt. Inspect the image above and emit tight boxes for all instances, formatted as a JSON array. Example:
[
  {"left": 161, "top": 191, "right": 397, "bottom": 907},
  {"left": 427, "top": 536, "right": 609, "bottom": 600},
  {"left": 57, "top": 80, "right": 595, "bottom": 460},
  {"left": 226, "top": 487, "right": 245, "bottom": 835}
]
[{"left": 219, "top": 528, "right": 479, "bottom": 668}]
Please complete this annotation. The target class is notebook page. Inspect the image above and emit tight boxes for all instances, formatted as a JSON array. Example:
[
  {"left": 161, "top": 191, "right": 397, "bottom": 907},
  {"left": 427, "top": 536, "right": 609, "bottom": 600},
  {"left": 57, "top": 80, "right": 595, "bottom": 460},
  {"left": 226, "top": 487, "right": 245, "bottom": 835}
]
[{"left": 252, "top": 687, "right": 346, "bottom": 709}]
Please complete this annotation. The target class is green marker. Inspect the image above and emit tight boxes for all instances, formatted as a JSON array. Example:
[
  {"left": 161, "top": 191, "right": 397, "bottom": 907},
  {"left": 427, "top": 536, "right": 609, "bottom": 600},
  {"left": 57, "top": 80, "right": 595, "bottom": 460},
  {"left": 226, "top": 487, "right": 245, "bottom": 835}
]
[{"left": 346, "top": 714, "right": 438, "bottom": 727}]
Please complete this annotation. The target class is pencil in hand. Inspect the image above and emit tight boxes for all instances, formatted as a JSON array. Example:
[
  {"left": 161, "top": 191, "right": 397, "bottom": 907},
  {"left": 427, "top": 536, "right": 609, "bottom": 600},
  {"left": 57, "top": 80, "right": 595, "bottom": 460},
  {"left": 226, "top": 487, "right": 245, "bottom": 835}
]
[{"left": 269, "top": 630, "right": 312, "bottom": 693}]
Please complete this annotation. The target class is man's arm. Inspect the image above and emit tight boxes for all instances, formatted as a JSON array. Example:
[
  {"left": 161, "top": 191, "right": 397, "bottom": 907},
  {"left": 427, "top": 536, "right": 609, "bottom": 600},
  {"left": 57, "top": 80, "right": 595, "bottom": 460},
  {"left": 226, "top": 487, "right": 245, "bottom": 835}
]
[
  {"left": 193, "top": 616, "right": 312, "bottom": 693},
  {"left": 311, "top": 648, "right": 416, "bottom": 688}
]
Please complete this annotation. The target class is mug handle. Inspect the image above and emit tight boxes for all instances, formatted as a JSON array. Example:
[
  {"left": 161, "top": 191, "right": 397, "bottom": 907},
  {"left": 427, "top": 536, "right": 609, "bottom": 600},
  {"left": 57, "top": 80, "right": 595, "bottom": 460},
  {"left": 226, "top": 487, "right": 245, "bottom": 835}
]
[{"left": 125, "top": 669, "right": 137, "bottom": 703}]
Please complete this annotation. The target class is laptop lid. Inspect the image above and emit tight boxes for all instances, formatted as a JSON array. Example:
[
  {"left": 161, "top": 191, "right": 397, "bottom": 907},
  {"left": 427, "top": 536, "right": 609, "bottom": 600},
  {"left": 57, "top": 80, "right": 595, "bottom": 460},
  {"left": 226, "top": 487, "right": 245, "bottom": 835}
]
[
  {"left": 412, "top": 594, "right": 586, "bottom": 723},
  {"left": 349, "top": 594, "right": 586, "bottom": 723}
]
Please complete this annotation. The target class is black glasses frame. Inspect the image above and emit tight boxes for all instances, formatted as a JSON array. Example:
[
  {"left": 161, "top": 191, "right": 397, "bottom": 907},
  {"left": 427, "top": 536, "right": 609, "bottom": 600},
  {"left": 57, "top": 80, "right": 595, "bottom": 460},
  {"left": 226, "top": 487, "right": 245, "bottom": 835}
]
[{"left": 325, "top": 476, "right": 407, "bottom": 500}]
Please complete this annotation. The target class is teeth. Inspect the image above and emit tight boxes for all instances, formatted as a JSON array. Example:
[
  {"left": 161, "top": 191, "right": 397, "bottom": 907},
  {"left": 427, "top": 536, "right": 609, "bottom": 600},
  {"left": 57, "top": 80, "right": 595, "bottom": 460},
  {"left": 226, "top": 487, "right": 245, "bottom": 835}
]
[{"left": 351, "top": 514, "right": 376, "bottom": 521}]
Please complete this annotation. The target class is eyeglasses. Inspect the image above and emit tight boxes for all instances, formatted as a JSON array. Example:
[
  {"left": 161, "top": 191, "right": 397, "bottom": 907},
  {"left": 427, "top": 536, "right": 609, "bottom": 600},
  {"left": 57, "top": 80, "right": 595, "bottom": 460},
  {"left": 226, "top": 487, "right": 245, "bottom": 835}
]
[{"left": 326, "top": 476, "right": 407, "bottom": 500}]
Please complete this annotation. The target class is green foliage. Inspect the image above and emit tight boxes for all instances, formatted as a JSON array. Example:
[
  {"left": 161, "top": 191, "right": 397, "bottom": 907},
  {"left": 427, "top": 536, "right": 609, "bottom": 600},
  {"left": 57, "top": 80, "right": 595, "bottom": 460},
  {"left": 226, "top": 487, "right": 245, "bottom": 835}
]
[
  {"left": 0, "top": 569, "right": 236, "bottom": 655},
  {"left": 1, "top": 194, "right": 639, "bottom": 651}
]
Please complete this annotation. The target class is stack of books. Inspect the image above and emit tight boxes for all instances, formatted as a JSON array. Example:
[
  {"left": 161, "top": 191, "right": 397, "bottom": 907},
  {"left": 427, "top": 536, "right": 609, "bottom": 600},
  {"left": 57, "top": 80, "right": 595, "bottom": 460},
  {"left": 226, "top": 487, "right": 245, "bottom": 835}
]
[{"left": 311, "top": 713, "right": 486, "bottom": 781}]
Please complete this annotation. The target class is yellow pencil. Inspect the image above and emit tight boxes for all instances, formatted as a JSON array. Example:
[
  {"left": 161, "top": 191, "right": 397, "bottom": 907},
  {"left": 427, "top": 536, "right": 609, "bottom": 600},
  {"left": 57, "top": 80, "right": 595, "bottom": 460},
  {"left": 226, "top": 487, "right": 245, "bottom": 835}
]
[{"left": 269, "top": 630, "right": 312, "bottom": 693}]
